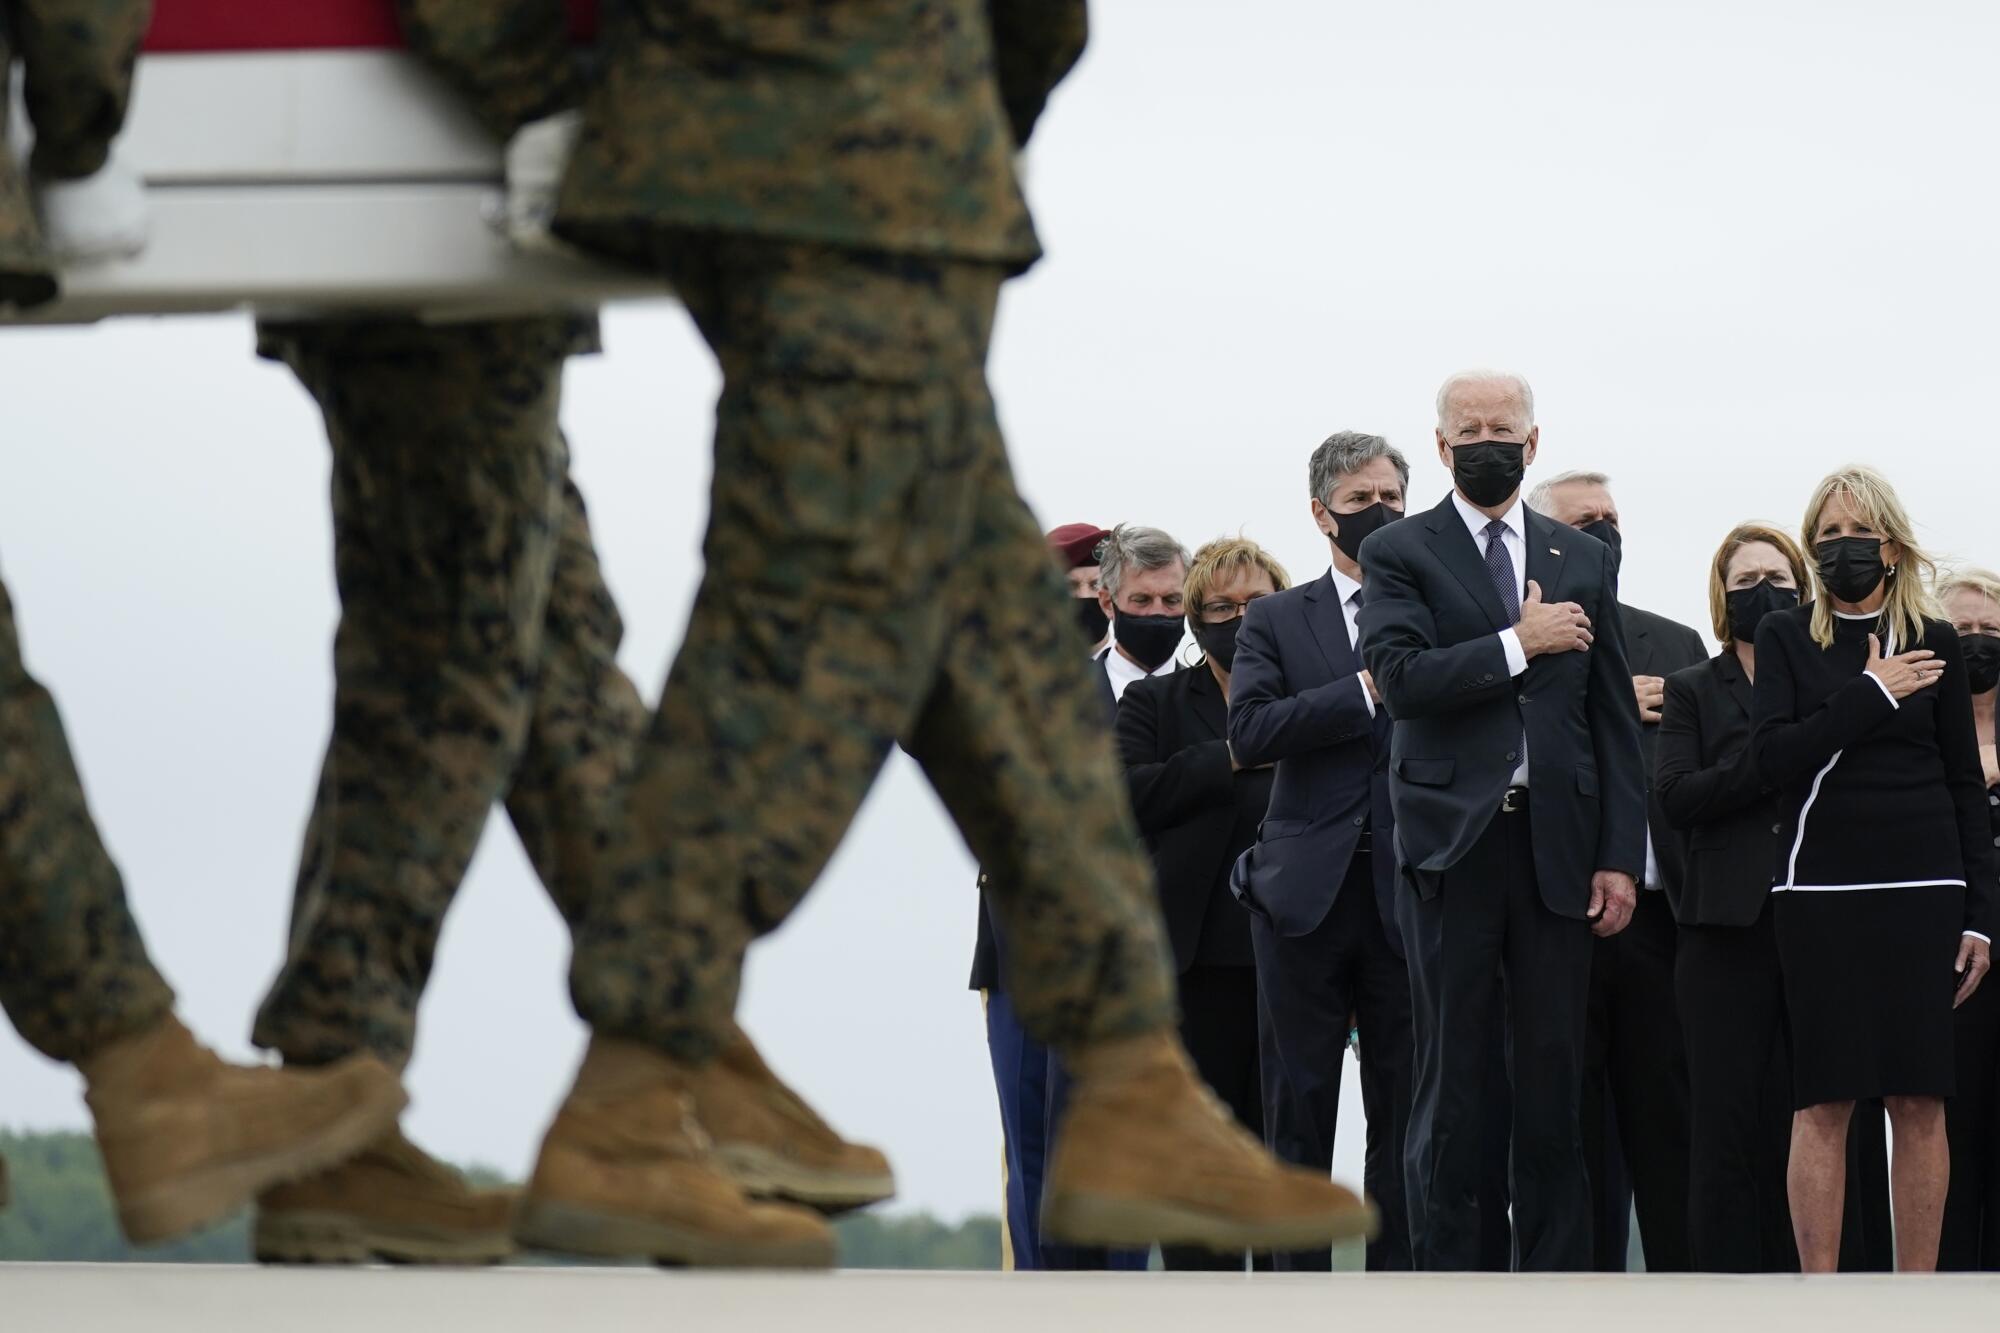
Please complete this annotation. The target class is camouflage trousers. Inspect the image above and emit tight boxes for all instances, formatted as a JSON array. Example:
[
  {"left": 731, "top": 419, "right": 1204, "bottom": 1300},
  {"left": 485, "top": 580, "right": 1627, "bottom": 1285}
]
[
  {"left": 566, "top": 237, "right": 1177, "bottom": 1062},
  {"left": 250, "top": 316, "right": 650, "bottom": 1069},
  {"left": 0, "top": 573, "right": 174, "bottom": 1063}
]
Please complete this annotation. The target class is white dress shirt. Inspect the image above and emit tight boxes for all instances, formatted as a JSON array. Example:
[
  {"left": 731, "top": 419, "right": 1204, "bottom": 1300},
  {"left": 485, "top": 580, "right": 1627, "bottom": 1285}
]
[
  {"left": 1329, "top": 565, "right": 1376, "bottom": 717},
  {"left": 1450, "top": 490, "right": 1530, "bottom": 787},
  {"left": 1102, "top": 640, "right": 1177, "bottom": 702}
]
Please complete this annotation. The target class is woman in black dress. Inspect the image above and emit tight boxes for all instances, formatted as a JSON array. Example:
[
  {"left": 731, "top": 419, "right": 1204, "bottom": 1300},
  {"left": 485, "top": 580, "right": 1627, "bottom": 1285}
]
[
  {"left": 1937, "top": 568, "right": 2000, "bottom": 1269},
  {"left": 1751, "top": 466, "right": 1995, "bottom": 1271},
  {"left": 1114, "top": 536, "right": 1289, "bottom": 1272}
]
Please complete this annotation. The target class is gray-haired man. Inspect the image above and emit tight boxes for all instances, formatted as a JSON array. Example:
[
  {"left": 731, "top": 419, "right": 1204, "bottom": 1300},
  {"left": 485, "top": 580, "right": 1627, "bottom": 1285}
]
[
  {"left": 1527, "top": 470, "right": 1701, "bottom": 1272},
  {"left": 1228, "top": 435, "right": 1414, "bottom": 1269}
]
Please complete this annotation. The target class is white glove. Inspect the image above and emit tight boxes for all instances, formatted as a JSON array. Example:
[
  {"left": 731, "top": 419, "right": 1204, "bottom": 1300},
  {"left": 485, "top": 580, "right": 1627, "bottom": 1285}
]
[
  {"left": 35, "top": 152, "right": 150, "bottom": 263},
  {"left": 489, "top": 110, "right": 582, "bottom": 252}
]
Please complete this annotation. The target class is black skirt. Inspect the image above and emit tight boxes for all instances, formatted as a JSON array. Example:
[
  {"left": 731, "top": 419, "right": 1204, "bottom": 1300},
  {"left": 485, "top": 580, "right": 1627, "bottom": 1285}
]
[{"left": 1774, "top": 883, "right": 1964, "bottom": 1107}]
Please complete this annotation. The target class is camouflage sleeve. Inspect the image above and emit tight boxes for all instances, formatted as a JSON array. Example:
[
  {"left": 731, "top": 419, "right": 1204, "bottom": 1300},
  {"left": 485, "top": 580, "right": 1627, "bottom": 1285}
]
[
  {"left": 986, "top": 0, "right": 1088, "bottom": 147},
  {"left": 13, "top": 0, "right": 152, "bottom": 179},
  {"left": 395, "top": 0, "right": 583, "bottom": 140}
]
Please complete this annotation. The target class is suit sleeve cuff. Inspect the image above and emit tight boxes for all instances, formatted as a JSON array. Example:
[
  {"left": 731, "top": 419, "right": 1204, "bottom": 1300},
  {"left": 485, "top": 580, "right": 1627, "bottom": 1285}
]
[
  {"left": 1864, "top": 672, "right": 1901, "bottom": 709},
  {"left": 1354, "top": 672, "right": 1376, "bottom": 717},
  {"left": 1499, "top": 628, "right": 1529, "bottom": 678}
]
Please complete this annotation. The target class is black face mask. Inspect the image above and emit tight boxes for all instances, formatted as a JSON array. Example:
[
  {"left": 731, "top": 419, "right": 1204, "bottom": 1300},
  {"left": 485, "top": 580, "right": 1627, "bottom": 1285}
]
[
  {"left": 1449, "top": 441, "right": 1526, "bottom": 508},
  {"left": 1329, "top": 501, "right": 1402, "bottom": 563},
  {"left": 1961, "top": 634, "right": 2000, "bottom": 695},
  {"left": 1815, "top": 536, "right": 1887, "bottom": 604},
  {"left": 1725, "top": 578, "right": 1800, "bottom": 645},
  {"left": 1113, "top": 607, "right": 1184, "bottom": 671},
  {"left": 1074, "top": 596, "right": 1109, "bottom": 647},
  {"left": 1193, "top": 616, "right": 1243, "bottom": 672},
  {"left": 1578, "top": 518, "right": 1622, "bottom": 562}
]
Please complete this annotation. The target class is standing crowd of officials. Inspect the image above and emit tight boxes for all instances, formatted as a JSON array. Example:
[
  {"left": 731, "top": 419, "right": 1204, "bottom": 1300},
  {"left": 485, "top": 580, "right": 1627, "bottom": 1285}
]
[{"left": 975, "top": 368, "right": 2000, "bottom": 1274}]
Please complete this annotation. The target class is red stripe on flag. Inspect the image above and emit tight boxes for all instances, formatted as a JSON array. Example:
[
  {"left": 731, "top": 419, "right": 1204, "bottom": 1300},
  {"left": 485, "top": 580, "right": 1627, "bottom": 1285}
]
[{"left": 145, "top": 0, "right": 599, "bottom": 53}]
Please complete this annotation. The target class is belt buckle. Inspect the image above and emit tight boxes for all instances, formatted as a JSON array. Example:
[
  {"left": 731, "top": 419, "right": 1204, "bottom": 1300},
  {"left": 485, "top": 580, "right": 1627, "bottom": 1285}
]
[{"left": 1500, "top": 787, "right": 1527, "bottom": 814}]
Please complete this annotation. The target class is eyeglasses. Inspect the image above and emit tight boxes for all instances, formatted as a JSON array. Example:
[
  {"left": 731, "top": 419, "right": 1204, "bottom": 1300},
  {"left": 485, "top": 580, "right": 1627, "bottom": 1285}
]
[{"left": 1200, "top": 599, "right": 1261, "bottom": 621}]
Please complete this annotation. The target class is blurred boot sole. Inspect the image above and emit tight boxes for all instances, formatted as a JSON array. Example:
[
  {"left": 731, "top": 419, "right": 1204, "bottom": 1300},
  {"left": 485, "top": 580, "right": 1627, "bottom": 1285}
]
[
  {"left": 253, "top": 1209, "right": 513, "bottom": 1265},
  {"left": 1041, "top": 1191, "right": 1379, "bottom": 1253},
  {"left": 116, "top": 1080, "right": 406, "bottom": 1245},
  {"left": 513, "top": 1197, "right": 836, "bottom": 1269},
  {"left": 716, "top": 1143, "right": 895, "bottom": 1215}
]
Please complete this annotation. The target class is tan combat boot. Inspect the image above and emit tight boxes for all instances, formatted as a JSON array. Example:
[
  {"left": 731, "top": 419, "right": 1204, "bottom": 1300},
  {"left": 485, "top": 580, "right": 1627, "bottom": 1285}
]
[
  {"left": 689, "top": 1023, "right": 894, "bottom": 1214},
  {"left": 1041, "top": 1029, "right": 1378, "bottom": 1253},
  {"left": 254, "top": 1126, "right": 517, "bottom": 1265},
  {"left": 78, "top": 1015, "right": 405, "bottom": 1245},
  {"left": 513, "top": 1035, "right": 836, "bottom": 1268}
]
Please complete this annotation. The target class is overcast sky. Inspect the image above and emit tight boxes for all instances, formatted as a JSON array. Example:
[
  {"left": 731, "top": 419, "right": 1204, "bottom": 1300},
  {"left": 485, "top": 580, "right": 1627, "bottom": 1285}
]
[{"left": 4, "top": 0, "right": 1998, "bottom": 1223}]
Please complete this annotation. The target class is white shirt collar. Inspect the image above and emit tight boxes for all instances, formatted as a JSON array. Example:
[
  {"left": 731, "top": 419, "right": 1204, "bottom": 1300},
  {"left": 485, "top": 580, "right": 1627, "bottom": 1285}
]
[
  {"left": 1101, "top": 641, "right": 1176, "bottom": 697},
  {"left": 1328, "top": 565, "right": 1364, "bottom": 605},
  {"left": 1451, "top": 489, "right": 1527, "bottom": 546}
]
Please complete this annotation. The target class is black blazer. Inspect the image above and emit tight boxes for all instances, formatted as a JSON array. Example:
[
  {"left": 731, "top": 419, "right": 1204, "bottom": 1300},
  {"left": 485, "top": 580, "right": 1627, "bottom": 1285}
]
[
  {"left": 968, "top": 650, "right": 1122, "bottom": 991},
  {"left": 1624, "top": 603, "right": 1710, "bottom": 897},
  {"left": 1226, "top": 571, "right": 1399, "bottom": 948},
  {"left": 1654, "top": 650, "right": 1779, "bottom": 927},
  {"left": 1115, "top": 664, "right": 1254, "bottom": 972},
  {"left": 1356, "top": 492, "right": 1646, "bottom": 915}
]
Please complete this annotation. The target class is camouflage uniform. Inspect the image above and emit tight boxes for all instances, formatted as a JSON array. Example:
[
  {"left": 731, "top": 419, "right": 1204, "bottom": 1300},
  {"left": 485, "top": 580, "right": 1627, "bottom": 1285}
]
[
  {"left": 249, "top": 314, "right": 651, "bottom": 1070},
  {"left": 0, "top": 573, "right": 176, "bottom": 1062},
  {"left": 0, "top": 0, "right": 151, "bottom": 307},
  {"left": 0, "top": 0, "right": 169, "bottom": 1055},
  {"left": 539, "top": 0, "right": 1177, "bottom": 1064}
]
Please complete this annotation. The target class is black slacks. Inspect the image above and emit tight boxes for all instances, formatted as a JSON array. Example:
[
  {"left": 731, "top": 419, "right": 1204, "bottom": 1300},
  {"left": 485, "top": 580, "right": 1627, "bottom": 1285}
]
[
  {"left": 1677, "top": 910, "right": 1797, "bottom": 1272},
  {"left": 1584, "top": 887, "right": 1693, "bottom": 1271},
  {"left": 1163, "top": 963, "right": 1270, "bottom": 1272},
  {"left": 1250, "top": 840, "right": 1414, "bottom": 1271},
  {"left": 1942, "top": 969, "right": 2000, "bottom": 1269},
  {"left": 1678, "top": 908, "right": 1896, "bottom": 1272},
  {"left": 1402, "top": 802, "right": 1594, "bottom": 1271}
]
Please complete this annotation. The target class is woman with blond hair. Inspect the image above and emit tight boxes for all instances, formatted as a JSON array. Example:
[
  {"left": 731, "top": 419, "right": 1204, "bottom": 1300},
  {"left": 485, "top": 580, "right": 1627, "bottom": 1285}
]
[
  {"left": 1937, "top": 567, "right": 2000, "bottom": 1269},
  {"left": 1114, "top": 535, "right": 1289, "bottom": 1272},
  {"left": 1750, "top": 466, "right": 1995, "bottom": 1271}
]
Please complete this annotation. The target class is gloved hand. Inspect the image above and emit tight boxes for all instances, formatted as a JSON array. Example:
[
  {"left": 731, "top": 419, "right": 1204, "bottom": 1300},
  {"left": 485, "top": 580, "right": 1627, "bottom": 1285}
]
[
  {"left": 35, "top": 153, "right": 149, "bottom": 262},
  {"left": 487, "top": 110, "right": 582, "bottom": 252}
]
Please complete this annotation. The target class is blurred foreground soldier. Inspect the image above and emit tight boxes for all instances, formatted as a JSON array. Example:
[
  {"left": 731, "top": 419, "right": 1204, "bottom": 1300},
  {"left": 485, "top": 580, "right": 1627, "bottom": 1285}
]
[
  {"left": 970, "top": 521, "right": 1150, "bottom": 1271},
  {"left": 0, "top": 576, "right": 404, "bottom": 1243},
  {"left": 1359, "top": 370, "right": 1645, "bottom": 1270},
  {"left": 247, "top": 4, "right": 888, "bottom": 1268},
  {"left": 0, "top": 0, "right": 153, "bottom": 309},
  {"left": 511, "top": 0, "right": 1373, "bottom": 1265},
  {"left": 1529, "top": 470, "right": 1700, "bottom": 1272},
  {"left": 1228, "top": 432, "right": 1413, "bottom": 1271}
]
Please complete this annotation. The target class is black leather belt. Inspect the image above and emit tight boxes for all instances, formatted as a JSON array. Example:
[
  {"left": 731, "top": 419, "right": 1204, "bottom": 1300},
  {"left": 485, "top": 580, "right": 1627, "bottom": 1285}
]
[{"left": 1500, "top": 787, "right": 1529, "bottom": 814}]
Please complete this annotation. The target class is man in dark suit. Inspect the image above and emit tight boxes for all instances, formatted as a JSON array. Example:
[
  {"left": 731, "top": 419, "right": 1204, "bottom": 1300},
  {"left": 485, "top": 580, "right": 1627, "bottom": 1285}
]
[
  {"left": 1529, "top": 471, "right": 1704, "bottom": 1272},
  {"left": 1357, "top": 370, "right": 1646, "bottom": 1272},
  {"left": 969, "top": 523, "right": 1183, "bottom": 1270},
  {"left": 1228, "top": 432, "right": 1412, "bottom": 1271}
]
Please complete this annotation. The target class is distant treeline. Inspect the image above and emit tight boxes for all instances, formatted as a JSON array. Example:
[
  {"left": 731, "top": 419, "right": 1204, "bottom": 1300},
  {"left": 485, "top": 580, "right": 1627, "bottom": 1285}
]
[{"left": 0, "top": 1129, "right": 1001, "bottom": 1269}]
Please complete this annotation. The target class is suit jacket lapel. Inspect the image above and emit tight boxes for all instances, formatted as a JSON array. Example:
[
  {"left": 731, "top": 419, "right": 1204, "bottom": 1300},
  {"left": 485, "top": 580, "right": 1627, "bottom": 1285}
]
[
  {"left": 1423, "top": 493, "right": 1511, "bottom": 633},
  {"left": 1715, "top": 650, "right": 1754, "bottom": 723},
  {"left": 1625, "top": 606, "right": 1654, "bottom": 676},
  {"left": 1524, "top": 508, "right": 1571, "bottom": 613},
  {"left": 1303, "top": 570, "right": 1356, "bottom": 679},
  {"left": 1186, "top": 662, "right": 1225, "bottom": 740}
]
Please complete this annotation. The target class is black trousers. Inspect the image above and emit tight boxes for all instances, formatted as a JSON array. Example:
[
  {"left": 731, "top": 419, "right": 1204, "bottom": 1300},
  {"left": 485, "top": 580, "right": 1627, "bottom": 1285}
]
[
  {"left": 1677, "top": 911, "right": 1797, "bottom": 1272},
  {"left": 1403, "top": 802, "right": 1593, "bottom": 1271},
  {"left": 1163, "top": 963, "right": 1271, "bottom": 1272},
  {"left": 1250, "top": 841, "right": 1414, "bottom": 1271},
  {"left": 1942, "top": 969, "right": 2000, "bottom": 1269},
  {"left": 1583, "top": 887, "right": 1693, "bottom": 1271},
  {"left": 1678, "top": 909, "right": 1896, "bottom": 1272}
]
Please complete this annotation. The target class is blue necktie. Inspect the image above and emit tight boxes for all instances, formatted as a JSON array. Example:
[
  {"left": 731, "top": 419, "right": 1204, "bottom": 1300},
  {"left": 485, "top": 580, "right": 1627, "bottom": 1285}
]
[
  {"left": 1483, "top": 519, "right": 1520, "bottom": 623},
  {"left": 1484, "top": 519, "right": 1525, "bottom": 770}
]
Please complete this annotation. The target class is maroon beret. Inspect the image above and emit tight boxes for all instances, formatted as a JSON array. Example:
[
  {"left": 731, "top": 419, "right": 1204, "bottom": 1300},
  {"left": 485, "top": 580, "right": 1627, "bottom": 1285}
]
[{"left": 1046, "top": 523, "right": 1109, "bottom": 571}]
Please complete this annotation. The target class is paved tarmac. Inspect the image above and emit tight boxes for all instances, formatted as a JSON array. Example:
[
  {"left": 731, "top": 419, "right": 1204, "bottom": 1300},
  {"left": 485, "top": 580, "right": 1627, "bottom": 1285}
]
[{"left": 11, "top": 1264, "right": 2000, "bottom": 1332}]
